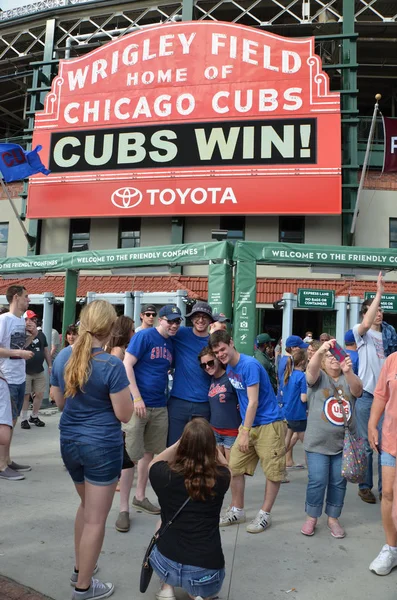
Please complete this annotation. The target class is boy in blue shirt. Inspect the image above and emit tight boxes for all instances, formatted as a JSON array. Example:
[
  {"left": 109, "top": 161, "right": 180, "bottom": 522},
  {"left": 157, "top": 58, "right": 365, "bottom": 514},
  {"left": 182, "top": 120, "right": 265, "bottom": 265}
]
[
  {"left": 122, "top": 305, "right": 182, "bottom": 524},
  {"left": 209, "top": 330, "right": 285, "bottom": 534}
]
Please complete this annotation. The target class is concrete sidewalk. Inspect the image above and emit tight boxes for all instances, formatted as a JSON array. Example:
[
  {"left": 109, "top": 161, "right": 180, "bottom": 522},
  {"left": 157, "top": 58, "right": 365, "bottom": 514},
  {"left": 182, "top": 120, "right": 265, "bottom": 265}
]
[{"left": 1, "top": 411, "right": 395, "bottom": 600}]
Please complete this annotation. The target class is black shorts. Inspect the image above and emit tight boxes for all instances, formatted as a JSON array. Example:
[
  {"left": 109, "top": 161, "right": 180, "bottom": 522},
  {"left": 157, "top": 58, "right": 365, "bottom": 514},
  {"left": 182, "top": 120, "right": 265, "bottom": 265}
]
[
  {"left": 122, "top": 433, "right": 135, "bottom": 469},
  {"left": 287, "top": 420, "right": 307, "bottom": 433}
]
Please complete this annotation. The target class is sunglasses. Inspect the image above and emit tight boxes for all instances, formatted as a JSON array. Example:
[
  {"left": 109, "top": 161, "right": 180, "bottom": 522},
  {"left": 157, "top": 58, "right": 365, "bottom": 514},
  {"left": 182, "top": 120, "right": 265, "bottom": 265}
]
[
  {"left": 161, "top": 317, "right": 182, "bottom": 324},
  {"left": 144, "top": 312, "right": 157, "bottom": 317},
  {"left": 200, "top": 359, "right": 215, "bottom": 370}
]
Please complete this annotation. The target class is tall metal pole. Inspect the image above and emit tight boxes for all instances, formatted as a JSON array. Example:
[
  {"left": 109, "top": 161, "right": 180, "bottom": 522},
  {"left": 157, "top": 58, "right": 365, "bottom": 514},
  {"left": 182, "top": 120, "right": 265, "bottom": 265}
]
[{"left": 350, "top": 94, "right": 381, "bottom": 235}]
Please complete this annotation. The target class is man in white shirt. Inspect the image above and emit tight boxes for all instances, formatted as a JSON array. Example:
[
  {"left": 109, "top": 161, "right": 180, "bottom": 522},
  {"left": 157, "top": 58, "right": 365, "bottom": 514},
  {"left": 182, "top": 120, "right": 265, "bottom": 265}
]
[
  {"left": 353, "top": 272, "right": 386, "bottom": 504},
  {"left": 0, "top": 285, "right": 34, "bottom": 481}
]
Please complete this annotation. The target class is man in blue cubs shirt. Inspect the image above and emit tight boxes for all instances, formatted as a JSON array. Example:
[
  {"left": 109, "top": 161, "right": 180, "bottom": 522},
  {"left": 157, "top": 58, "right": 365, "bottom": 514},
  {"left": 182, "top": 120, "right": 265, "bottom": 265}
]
[
  {"left": 210, "top": 330, "right": 285, "bottom": 534},
  {"left": 122, "top": 305, "right": 182, "bottom": 520},
  {"left": 167, "top": 301, "right": 214, "bottom": 445}
]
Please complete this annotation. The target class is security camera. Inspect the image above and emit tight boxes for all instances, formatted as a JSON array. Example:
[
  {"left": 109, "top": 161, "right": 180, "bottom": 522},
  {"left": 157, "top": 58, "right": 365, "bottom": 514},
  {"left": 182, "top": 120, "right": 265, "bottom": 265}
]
[{"left": 272, "top": 299, "right": 286, "bottom": 310}]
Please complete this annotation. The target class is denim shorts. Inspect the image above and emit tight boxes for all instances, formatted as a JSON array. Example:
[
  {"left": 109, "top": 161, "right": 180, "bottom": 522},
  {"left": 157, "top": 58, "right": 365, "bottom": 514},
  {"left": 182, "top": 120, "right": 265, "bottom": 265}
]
[
  {"left": 149, "top": 545, "right": 225, "bottom": 599},
  {"left": 60, "top": 439, "right": 123, "bottom": 486},
  {"left": 213, "top": 429, "right": 237, "bottom": 449},
  {"left": 381, "top": 451, "right": 396, "bottom": 468},
  {"left": 8, "top": 382, "right": 26, "bottom": 420}
]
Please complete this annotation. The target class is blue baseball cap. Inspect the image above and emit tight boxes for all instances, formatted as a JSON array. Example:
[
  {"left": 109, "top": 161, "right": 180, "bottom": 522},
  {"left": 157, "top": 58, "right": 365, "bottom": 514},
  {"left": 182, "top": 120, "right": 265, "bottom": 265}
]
[
  {"left": 158, "top": 305, "right": 183, "bottom": 321},
  {"left": 285, "top": 335, "right": 309, "bottom": 349},
  {"left": 344, "top": 329, "right": 355, "bottom": 345}
]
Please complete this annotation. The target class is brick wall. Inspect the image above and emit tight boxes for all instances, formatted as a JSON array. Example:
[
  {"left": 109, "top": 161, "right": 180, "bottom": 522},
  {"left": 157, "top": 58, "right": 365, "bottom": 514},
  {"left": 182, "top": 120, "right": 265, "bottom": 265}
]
[
  {"left": 0, "top": 181, "right": 24, "bottom": 199},
  {"left": 363, "top": 170, "right": 397, "bottom": 190}
]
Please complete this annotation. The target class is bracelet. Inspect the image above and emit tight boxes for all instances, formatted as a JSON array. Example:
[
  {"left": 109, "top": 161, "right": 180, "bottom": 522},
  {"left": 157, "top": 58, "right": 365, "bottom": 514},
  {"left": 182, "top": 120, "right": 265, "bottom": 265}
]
[
  {"left": 133, "top": 397, "right": 143, "bottom": 403},
  {"left": 241, "top": 425, "right": 251, "bottom": 432}
]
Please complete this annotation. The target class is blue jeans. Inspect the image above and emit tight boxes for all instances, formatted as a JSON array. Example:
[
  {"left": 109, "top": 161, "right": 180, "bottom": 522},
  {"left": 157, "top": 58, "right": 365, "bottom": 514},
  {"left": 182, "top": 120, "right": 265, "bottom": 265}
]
[
  {"left": 167, "top": 396, "right": 210, "bottom": 446},
  {"left": 355, "top": 391, "right": 383, "bottom": 493},
  {"left": 9, "top": 382, "right": 26, "bottom": 420},
  {"left": 60, "top": 440, "right": 123, "bottom": 486},
  {"left": 305, "top": 451, "right": 347, "bottom": 518},
  {"left": 149, "top": 545, "right": 225, "bottom": 598}
]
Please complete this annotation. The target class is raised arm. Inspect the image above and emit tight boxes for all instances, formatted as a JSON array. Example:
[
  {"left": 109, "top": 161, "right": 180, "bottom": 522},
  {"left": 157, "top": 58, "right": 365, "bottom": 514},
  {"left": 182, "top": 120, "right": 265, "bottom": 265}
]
[
  {"left": 357, "top": 271, "right": 384, "bottom": 337},
  {"left": 306, "top": 340, "right": 333, "bottom": 386},
  {"left": 340, "top": 354, "right": 362, "bottom": 398}
]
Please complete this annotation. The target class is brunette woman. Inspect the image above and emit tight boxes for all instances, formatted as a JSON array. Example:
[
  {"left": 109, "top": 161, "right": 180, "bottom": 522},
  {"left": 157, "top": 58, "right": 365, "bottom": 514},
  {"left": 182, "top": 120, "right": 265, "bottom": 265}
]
[
  {"left": 65, "top": 324, "right": 79, "bottom": 347},
  {"left": 148, "top": 418, "right": 230, "bottom": 600},
  {"left": 50, "top": 301, "right": 133, "bottom": 600}
]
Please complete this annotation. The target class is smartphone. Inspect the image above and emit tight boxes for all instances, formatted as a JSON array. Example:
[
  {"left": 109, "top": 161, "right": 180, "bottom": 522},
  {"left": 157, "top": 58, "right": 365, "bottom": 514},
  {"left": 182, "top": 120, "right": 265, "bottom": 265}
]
[{"left": 329, "top": 342, "right": 348, "bottom": 363}]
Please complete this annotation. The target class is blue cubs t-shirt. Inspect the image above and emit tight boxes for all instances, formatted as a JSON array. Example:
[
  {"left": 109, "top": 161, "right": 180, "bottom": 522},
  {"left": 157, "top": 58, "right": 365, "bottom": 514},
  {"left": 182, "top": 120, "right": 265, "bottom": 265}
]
[
  {"left": 226, "top": 354, "right": 281, "bottom": 426},
  {"left": 51, "top": 346, "right": 130, "bottom": 446},
  {"left": 208, "top": 372, "right": 241, "bottom": 431},
  {"left": 277, "top": 355, "right": 289, "bottom": 386},
  {"left": 171, "top": 327, "right": 211, "bottom": 403},
  {"left": 282, "top": 370, "right": 307, "bottom": 422},
  {"left": 126, "top": 328, "right": 173, "bottom": 407}
]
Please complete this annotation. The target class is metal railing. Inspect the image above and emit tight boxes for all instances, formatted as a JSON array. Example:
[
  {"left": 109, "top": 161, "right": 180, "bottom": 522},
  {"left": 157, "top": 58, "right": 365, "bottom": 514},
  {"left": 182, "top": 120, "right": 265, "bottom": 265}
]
[{"left": 0, "top": 0, "right": 96, "bottom": 21}]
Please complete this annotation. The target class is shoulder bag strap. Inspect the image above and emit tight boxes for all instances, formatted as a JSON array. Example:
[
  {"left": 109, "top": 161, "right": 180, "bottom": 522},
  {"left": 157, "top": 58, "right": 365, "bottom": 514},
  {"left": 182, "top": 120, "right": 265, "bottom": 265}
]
[
  {"left": 327, "top": 376, "right": 349, "bottom": 430},
  {"left": 157, "top": 497, "right": 191, "bottom": 539}
]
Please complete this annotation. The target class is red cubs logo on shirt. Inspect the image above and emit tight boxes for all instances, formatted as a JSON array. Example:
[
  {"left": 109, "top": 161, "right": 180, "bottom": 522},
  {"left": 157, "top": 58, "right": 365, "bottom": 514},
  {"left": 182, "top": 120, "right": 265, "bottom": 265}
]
[{"left": 323, "top": 396, "right": 351, "bottom": 426}]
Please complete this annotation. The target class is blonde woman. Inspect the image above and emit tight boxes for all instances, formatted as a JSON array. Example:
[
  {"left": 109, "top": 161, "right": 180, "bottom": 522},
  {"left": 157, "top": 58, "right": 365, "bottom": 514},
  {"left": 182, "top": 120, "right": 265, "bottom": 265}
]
[{"left": 50, "top": 301, "right": 133, "bottom": 600}]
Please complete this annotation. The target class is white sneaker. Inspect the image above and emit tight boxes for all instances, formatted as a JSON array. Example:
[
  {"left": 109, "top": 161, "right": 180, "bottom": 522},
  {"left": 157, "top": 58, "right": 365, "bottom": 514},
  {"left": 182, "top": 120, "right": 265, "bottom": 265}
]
[
  {"left": 369, "top": 544, "right": 397, "bottom": 575},
  {"left": 246, "top": 511, "right": 271, "bottom": 534},
  {"left": 219, "top": 508, "right": 246, "bottom": 527}
]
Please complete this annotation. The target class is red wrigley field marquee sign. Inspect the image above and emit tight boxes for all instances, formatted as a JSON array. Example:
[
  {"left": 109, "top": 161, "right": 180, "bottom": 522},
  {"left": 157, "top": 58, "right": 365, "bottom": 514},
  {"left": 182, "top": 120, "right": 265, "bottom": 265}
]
[{"left": 28, "top": 22, "right": 341, "bottom": 219}]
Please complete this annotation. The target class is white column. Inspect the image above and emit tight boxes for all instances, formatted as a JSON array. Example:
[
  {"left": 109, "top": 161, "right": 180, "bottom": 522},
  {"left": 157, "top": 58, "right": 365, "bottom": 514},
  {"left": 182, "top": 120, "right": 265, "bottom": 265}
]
[
  {"left": 349, "top": 296, "right": 362, "bottom": 330},
  {"left": 86, "top": 291, "right": 96, "bottom": 304},
  {"left": 42, "top": 292, "right": 54, "bottom": 407},
  {"left": 282, "top": 293, "right": 297, "bottom": 352},
  {"left": 176, "top": 290, "right": 188, "bottom": 317},
  {"left": 123, "top": 292, "right": 134, "bottom": 318},
  {"left": 134, "top": 291, "right": 144, "bottom": 324},
  {"left": 335, "top": 296, "right": 348, "bottom": 346}
]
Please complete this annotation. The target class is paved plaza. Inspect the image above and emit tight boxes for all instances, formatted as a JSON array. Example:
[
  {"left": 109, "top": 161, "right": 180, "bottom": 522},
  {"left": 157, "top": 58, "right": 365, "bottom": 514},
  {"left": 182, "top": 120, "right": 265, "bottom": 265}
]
[{"left": 0, "top": 411, "right": 395, "bottom": 600}]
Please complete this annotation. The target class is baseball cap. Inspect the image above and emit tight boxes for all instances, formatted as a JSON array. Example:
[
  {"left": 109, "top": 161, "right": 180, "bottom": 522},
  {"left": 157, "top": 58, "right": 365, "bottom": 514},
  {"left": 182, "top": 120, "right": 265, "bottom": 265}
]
[
  {"left": 23, "top": 310, "right": 38, "bottom": 320},
  {"left": 344, "top": 329, "right": 355, "bottom": 345},
  {"left": 185, "top": 301, "right": 214, "bottom": 322},
  {"left": 285, "top": 335, "right": 309, "bottom": 349},
  {"left": 256, "top": 333, "right": 275, "bottom": 345},
  {"left": 212, "top": 312, "right": 231, "bottom": 323},
  {"left": 158, "top": 305, "right": 183, "bottom": 321},
  {"left": 141, "top": 304, "right": 157, "bottom": 314}
]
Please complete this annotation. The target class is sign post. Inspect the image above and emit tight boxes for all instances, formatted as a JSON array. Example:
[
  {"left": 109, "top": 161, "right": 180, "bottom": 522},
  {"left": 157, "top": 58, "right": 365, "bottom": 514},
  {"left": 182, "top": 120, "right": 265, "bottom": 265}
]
[
  {"left": 364, "top": 292, "right": 397, "bottom": 312},
  {"left": 297, "top": 288, "right": 335, "bottom": 309},
  {"left": 29, "top": 22, "right": 341, "bottom": 219}
]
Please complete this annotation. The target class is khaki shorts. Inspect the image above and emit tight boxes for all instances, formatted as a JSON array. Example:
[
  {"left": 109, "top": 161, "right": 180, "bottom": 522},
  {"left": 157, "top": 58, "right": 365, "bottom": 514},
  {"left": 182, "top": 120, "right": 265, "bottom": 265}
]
[
  {"left": 123, "top": 407, "right": 168, "bottom": 462},
  {"left": 229, "top": 420, "right": 286, "bottom": 482},
  {"left": 25, "top": 372, "right": 46, "bottom": 396}
]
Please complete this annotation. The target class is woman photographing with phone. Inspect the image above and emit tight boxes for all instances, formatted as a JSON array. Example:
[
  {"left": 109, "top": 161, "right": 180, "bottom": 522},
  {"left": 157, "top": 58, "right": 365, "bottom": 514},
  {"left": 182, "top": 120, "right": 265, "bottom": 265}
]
[
  {"left": 301, "top": 339, "right": 362, "bottom": 539},
  {"left": 148, "top": 418, "right": 230, "bottom": 600}
]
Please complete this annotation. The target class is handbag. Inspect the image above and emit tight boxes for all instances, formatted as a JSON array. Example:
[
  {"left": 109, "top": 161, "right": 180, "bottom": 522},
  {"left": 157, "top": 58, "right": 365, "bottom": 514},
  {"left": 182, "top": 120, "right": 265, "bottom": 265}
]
[
  {"left": 140, "top": 497, "right": 190, "bottom": 593},
  {"left": 328, "top": 377, "right": 367, "bottom": 484}
]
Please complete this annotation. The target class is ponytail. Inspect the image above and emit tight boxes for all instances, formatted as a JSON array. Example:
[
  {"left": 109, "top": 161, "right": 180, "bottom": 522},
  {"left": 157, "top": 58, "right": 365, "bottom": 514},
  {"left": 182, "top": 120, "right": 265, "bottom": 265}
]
[{"left": 283, "top": 356, "right": 294, "bottom": 386}]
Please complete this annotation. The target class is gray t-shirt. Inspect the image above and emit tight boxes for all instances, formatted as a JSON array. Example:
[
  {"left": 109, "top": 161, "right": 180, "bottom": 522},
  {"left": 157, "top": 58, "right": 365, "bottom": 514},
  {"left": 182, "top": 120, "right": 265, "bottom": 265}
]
[
  {"left": 304, "top": 370, "right": 356, "bottom": 455},
  {"left": 353, "top": 325, "right": 384, "bottom": 395}
]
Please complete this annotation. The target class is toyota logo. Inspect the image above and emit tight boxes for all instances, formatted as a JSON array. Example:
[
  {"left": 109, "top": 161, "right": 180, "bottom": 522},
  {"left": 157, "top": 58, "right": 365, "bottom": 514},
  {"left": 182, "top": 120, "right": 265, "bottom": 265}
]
[{"left": 111, "top": 187, "right": 143, "bottom": 209}]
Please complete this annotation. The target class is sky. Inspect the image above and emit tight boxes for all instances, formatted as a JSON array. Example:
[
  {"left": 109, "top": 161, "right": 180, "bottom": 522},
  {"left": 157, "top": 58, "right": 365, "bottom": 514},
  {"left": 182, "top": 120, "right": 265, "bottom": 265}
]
[{"left": 3, "top": 0, "right": 37, "bottom": 9}]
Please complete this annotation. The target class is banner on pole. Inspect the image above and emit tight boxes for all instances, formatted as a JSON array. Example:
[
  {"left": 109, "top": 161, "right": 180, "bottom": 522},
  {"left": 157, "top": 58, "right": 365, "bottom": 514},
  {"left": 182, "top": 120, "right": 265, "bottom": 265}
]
[
  {"left": 29, "top": 21, "right": 341, "bottom": 219},
  {"left": 383, "top": 117, "right": 397, "bottom": 172}
]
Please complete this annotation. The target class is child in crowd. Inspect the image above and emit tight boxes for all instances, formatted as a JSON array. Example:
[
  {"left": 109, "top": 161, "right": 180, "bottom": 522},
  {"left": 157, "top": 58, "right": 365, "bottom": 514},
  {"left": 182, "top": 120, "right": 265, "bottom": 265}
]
[{"left": 283, "top": 349, "right": 308, "bottom": 464}]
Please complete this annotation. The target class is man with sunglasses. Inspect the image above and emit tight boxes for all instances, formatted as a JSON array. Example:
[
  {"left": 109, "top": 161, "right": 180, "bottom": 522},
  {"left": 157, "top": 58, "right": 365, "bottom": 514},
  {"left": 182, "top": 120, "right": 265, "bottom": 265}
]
[
  {"left": 135, "top": 304, "right": 157, "bottom": 333},
  {"left": 167, "top": 301, "right": 215, "bottom": 445},
  {"left": 121, "top": 305, "right": 182, "bottom": 527}
]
